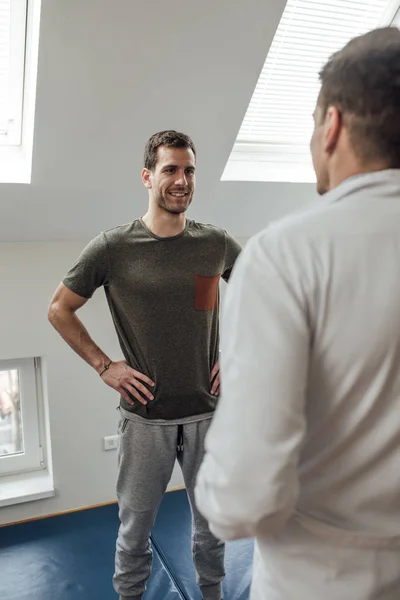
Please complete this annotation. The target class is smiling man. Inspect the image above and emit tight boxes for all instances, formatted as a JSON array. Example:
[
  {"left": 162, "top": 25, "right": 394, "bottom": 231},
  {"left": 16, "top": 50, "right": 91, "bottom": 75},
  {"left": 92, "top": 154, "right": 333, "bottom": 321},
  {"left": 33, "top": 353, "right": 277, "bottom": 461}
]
[
  {"left": 48, "top": 130, "right": 241, "bottom": 600},
  {"left": 195, "top": 27, "right": 400, "bottom": 600}
]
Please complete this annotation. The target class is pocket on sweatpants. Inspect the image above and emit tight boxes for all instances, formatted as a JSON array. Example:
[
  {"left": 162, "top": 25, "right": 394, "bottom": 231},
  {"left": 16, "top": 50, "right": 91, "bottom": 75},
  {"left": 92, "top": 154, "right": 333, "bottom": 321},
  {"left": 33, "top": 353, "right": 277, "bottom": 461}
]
[{"left": 118, "top": 417, "right": 129, "bottom": 434}]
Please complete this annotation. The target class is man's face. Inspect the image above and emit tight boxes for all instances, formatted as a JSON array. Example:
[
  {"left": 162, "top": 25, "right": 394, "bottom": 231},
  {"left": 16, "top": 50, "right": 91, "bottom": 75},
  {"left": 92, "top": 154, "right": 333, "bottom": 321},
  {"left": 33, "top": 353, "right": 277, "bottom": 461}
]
[
  {"left": 310, "top": 104, "right": 330, "bottom": 196},
  {"left": 144, "top": 146, "right": 196, "bottom": 214}
]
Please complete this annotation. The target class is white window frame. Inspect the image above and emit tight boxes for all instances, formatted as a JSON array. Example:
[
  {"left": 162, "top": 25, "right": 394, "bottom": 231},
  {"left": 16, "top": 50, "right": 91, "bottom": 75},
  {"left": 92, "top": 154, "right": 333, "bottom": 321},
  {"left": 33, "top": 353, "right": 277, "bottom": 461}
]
[
  {"left": 0, "top": 0, "right": 41, "bottom": 183},
  {"left": 381, "top": 0, "right": 400, "bottom": 24},
  {"left": 0, "top": 0, "right": 27, "bottom": 146},
  {"left": 392, "top": 6, "right": 400, "bottom": 24},
  {"left": 0, "top": 357, "right": 44, "bottom": 476}
]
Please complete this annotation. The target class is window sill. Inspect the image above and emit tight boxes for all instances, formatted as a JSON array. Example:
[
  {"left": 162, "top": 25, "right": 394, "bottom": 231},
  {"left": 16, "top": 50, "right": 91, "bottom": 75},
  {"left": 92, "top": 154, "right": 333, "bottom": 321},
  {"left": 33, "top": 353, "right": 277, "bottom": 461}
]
[
  {"left": 221, "top": 158, "right": 316, "bottom": 183},
  {"left": 0, "top": 145, "right": 32, "bottom": 184},
  {"left": 0, "top": 469, "right": 55, "bottom": 508},
  {"left": 221, "top": 143, "right": 316, "bottom": 183}
]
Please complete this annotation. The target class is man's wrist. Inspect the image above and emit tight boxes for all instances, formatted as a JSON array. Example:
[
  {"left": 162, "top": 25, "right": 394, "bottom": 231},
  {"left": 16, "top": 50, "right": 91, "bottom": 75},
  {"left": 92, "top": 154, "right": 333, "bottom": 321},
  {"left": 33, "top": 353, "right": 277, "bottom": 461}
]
[
  {"left": 99, "top": 360, "right": 113, "bottom": 377},
  {"left": 94, "top": 356, "right": 112, "bottom": 375}
]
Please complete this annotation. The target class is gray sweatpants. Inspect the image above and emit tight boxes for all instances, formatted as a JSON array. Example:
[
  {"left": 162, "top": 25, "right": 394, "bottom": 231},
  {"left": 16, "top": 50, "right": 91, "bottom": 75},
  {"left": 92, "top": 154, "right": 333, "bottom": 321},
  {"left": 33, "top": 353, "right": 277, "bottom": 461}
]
[{"left": 113, "top": 415, "right": 225, "bottom": 600}]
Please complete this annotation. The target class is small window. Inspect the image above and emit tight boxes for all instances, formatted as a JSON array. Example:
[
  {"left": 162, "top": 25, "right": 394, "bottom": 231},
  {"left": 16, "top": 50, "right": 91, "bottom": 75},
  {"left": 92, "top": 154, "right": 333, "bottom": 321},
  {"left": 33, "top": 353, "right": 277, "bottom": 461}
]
[
  {"left": 0, "top": 0, "right": 27, "bottom": 146},
  {"left": 0, "top": 357, "right": 44, "bottom": 476}
]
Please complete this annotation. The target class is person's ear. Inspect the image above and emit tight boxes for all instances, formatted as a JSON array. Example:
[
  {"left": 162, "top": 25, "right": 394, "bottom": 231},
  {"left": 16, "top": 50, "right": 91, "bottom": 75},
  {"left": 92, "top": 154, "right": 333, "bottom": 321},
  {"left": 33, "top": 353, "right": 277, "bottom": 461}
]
[
  {"left": 323, "top": 106, "right": 341, "bottom": 154},
  {"left": 141, "top": 168, "right": 152, "bottom": 189}
]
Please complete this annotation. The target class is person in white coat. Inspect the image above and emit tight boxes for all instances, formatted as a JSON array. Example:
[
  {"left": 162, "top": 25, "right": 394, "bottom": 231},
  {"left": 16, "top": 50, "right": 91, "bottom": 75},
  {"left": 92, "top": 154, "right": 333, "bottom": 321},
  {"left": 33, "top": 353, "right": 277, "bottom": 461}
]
[{"left": 195, "top": 27, "right": 400, "bottom": 600}]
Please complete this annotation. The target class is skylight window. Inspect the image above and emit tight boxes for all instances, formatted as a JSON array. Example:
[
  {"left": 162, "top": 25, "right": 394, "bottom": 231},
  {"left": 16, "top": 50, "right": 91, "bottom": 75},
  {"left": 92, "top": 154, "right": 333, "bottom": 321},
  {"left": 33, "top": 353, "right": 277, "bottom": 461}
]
[
  {"left": 0, "top": 0, "right": 27, "bottom": 145},
  {"left": 0, "top": 0, "right": 41, "bottom": 183},
  {"left": 222, "top": 0, "right": 400, "bottom": 183}
]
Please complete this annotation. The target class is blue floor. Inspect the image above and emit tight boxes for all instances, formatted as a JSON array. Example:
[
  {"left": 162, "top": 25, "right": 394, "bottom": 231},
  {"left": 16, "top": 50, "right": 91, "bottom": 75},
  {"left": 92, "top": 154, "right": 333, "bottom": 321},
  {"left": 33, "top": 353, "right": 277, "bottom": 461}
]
[{"left": 0, "top": 489, "right": 253, "bottom": 600}]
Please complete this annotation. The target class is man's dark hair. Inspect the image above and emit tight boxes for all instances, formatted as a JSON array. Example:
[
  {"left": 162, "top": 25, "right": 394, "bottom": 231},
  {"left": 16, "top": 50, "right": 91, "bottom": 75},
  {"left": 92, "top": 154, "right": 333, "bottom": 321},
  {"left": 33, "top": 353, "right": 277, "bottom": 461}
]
[
  {"left": 318, "top": 27, "right": 400, "bottom": 167},
  {"left": 144, "top": 130, "right": 196, "bottom": 170}
]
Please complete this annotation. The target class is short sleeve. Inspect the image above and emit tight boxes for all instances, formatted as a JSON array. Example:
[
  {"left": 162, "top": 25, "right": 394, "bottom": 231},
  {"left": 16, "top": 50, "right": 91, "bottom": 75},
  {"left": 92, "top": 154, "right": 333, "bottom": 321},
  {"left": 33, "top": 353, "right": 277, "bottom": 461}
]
[
  {"left": 222, "top": 232, "right": 242, "bottom": 282},
  {"left": 63, "top": 233, "right": 110, "bottom": 299}
]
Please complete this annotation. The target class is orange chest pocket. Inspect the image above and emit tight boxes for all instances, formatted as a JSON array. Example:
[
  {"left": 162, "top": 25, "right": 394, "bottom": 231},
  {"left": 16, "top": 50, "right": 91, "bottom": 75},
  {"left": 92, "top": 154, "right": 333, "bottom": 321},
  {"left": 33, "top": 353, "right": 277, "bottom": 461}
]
[{"left": 195, "top": 274, "right": 221, "bottom": 311}]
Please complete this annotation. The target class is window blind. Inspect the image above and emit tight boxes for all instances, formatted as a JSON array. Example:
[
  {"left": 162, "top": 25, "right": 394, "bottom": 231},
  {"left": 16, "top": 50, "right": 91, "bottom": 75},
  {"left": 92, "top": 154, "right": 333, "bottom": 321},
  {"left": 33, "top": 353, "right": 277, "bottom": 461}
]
[{"left": 236, "top": 0, "right": 391, "bottom": 148}]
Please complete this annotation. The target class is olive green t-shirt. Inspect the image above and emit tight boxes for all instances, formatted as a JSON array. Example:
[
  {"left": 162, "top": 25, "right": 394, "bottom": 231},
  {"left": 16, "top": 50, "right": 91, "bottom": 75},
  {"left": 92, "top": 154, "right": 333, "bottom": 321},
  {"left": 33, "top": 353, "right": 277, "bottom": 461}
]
[{"left": 63, "top": 218, "right": 241, "bottom": 420}]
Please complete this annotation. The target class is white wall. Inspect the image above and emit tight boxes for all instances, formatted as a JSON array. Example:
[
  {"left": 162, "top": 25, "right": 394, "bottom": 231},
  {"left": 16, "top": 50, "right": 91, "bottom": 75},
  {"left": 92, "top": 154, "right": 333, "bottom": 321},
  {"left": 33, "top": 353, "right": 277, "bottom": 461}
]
[
  {"left": 209, "top": 181, "right": 316, "bottom": 236},
  {"left": 0, "top": 0, "right": 289, "bottom": 242},
  {"left": 0, "top": 241, "right": 186, "bottom": 526}
]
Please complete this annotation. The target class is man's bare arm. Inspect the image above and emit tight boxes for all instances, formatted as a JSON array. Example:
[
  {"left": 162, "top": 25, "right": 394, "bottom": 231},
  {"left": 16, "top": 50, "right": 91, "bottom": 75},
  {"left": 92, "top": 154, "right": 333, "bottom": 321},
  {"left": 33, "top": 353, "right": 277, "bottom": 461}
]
[
  {"left": 48, "top": 283, "right": 154, "bottom": 405},
  {"left": 48, "top": 283, "right": 110, "bottom": 372}
]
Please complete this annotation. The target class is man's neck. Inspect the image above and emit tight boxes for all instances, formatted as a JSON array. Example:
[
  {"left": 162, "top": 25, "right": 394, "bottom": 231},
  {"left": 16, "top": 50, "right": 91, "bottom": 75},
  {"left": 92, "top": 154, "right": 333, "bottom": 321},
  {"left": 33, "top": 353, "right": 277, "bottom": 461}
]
[
  {"left": 329, "top": 155, "right": 391, "bottom": 192},
  {"left": 142, "top": 210, "right": 187, "bottom": 238}
]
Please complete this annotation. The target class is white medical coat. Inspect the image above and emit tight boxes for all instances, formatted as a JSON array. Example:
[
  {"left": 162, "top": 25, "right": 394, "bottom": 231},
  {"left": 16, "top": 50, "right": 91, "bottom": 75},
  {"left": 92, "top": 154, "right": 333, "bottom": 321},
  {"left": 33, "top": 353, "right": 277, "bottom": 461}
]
[{"left": 195, "top": 170, "right": 400, "bottom": 599}]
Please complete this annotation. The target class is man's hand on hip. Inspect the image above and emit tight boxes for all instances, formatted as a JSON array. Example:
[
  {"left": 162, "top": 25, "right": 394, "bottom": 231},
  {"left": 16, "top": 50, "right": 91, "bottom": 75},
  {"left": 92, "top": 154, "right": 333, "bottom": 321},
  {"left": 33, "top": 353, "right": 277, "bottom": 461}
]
[{"left": 100, "top": 360, "right": 155, "bottom": 406}]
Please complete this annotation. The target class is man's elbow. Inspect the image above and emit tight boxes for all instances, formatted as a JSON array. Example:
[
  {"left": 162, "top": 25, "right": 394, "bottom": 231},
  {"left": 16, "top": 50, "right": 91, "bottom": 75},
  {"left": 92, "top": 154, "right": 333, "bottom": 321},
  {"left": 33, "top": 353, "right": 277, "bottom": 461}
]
[
  {"left": 196, "top": 472, "right": 298, "bottom": 543},
  {"left": 47, "top": 299, "right": 61, "bottom": 327},
  {"left": 48, "top": 299, "right": 70, "bottom": 330},
  {"left": 210, "top": 503, "right": 295, "bottom": 542}
]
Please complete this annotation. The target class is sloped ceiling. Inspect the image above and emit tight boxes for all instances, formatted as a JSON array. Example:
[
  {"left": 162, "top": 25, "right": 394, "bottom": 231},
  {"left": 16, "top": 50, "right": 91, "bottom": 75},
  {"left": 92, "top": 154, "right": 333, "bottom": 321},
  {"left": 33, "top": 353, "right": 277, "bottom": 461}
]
[{"left": 0, "top": 0, "right": 315, "bottom": 242}]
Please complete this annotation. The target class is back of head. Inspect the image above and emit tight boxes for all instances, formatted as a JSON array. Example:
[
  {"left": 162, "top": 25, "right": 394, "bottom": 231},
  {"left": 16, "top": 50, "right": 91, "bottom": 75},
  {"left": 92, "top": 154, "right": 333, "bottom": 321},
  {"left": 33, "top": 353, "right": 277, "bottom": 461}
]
[
  {"left": 144, "top": 130, "right": 196, "bottom": 171},
  {"left": 319, "top": 27, "right": 400, "bottom": 168}
]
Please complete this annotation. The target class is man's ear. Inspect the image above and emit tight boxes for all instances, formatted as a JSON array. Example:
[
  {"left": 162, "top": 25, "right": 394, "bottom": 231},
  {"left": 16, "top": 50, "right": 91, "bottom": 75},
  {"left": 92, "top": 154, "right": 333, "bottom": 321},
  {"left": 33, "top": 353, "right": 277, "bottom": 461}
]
[
  {"left": 323, "top": 106, "right": 341, "bottom": 154},
  {"left": 141, "top": 168, "right": 152, "bottom": 189}
]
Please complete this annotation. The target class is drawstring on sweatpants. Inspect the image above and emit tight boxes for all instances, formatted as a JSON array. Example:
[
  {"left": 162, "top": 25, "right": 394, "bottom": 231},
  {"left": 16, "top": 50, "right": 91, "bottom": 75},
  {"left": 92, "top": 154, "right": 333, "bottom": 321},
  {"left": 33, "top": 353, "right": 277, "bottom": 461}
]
[{"left": 177, "top": 424, "right": 184, "bottom": 453}]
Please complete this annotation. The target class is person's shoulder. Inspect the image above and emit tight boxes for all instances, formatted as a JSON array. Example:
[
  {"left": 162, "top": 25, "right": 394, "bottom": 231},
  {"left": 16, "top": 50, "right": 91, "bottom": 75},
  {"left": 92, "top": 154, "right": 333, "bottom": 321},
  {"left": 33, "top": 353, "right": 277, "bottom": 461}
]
[
  {"left": 259, "top": 196, "right": 338, "bottom": 247},
  {"left": 187, "top": 220, "right": 230, "bottom": 240},
  {"left": 244, "top": 198, "right": 340, "bottom": 269},
  {"left": 102, "top": 219, "right": 142, "bottom": 245}
]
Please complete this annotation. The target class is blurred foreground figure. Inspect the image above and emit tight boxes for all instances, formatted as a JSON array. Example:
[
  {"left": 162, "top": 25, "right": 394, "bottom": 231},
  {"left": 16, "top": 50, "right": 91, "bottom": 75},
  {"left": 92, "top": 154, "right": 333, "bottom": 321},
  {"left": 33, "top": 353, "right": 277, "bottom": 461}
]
[{"left": 196, "top": 27, "right": 400, "bottom": 600}]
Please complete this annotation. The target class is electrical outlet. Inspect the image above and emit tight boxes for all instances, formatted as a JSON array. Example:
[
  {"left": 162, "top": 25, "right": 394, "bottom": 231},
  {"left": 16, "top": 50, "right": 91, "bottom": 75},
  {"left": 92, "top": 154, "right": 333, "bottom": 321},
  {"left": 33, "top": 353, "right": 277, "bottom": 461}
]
[{"left": 103, "top": 435, "right": 119, "bottom": 451}]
